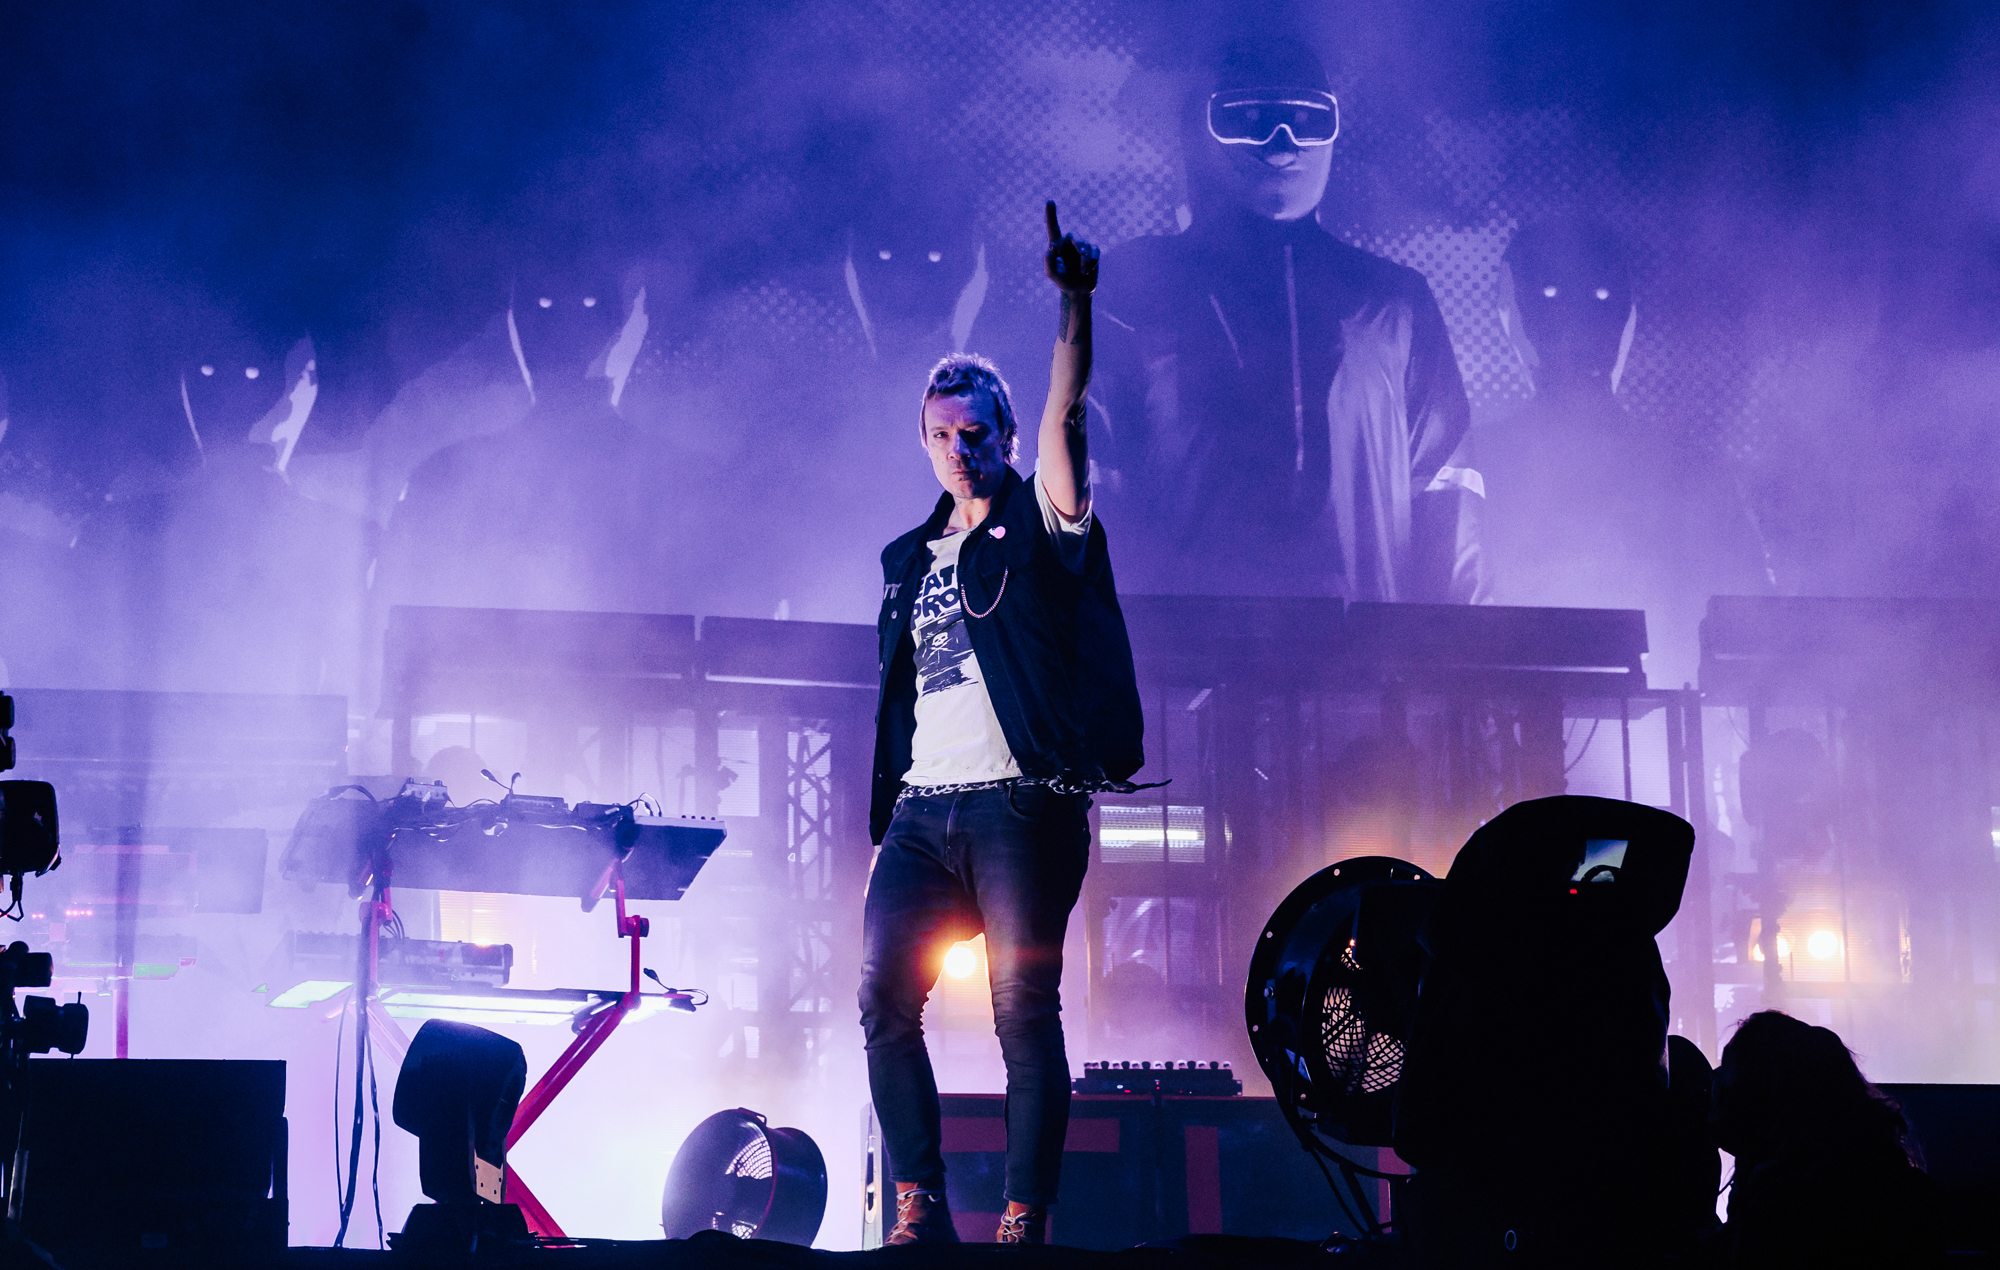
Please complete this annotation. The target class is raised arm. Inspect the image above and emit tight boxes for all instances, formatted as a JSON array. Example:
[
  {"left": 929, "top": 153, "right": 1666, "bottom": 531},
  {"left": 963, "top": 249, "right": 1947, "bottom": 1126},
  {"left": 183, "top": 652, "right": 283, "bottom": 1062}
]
[{"left": 1040, "top": 200, "right": 1099, "bottom": 522}]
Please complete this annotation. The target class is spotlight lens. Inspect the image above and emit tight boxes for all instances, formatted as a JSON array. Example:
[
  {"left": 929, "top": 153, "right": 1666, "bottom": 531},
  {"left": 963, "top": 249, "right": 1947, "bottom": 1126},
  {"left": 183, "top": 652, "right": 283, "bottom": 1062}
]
[
  {"left": 1775, "top": 935, "right": 1792, "bottom": 959},
  {"left": 928, "top": 250, "right": 942, "bottom": 263},
  {"left": 943, "top": 943, "right": 976, "bottom": 979},
  {"left": 582, "top": 296, "right": 597, "bottom": 307},
  {"left": 244, "top": 366, "right": 259, "bottom": 379},
  {"left": 1542, "top": 285, "right": 1558, "bottom": 298},
  {"left": 199, "top": 365, "right": 215, "bottom": 376},
  {"left": 1807, "top": 930, "right": 1839, "bottom": 960},
  {"left": 878, "top": 249, "right": 892, "bottom": 261},
  {"left": 538, "top": 297, "right": 553, "bottom": 308},
  {"left": 1595, "top": 287, "right": 1611, "bottom": 300}
]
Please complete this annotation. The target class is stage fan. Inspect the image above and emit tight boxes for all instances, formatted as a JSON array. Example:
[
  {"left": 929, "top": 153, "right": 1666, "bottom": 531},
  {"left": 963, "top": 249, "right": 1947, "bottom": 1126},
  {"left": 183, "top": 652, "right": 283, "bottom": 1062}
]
[
  {"left": 1245, "top": 856, "right": 1438, "bottom": 1225},
  {"left": 661, "top": 1108, "right": 826, "bottom": 1245}
]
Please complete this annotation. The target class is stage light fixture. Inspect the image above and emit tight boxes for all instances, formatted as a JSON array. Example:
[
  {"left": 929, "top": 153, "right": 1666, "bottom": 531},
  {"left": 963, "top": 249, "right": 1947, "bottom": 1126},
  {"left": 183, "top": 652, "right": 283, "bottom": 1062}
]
[
  {"left": 0, "top": 780, "right": 61, "bottom": 878},
  {"left": 1389, "top": 796, "right": 1701, "bottom": 1256},
  {"left": 1807, "top": 929, "right": 1839, "bottom": 960},
  {"left": 390, "top": 1019, "right": 531, "bottom": 1251},
  {"left": 660, "top": 1109, "right": 826, "bottom": 1245}
]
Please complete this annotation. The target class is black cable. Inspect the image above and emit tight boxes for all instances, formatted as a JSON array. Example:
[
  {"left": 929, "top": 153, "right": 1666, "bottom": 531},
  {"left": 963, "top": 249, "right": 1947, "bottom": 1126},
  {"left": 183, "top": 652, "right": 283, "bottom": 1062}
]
[
  {"left": 1310, "top": 1132, "right": 1415, "bottom": 1181},
  {"left": 1338, "top": 1160, "right": 1383, "bottom": 1238},
  {"left": 331, "top": 1002, "right": 346, "bottom": 1217},
  {"left": 1564, "top": 716, "right": 1603, "bottom": 775},
  {"left": 1306, "top": 1142, "right": 1366, "bottom": 1237},
  {"left": 369, "top": 1027, "right": 383, "bottom": 1249},
  {"left": 334, "top": 1001, "right": 364, "bottom": 1246},
  {"left": 333, "top": 921, "right": 372, "bottom": 1248}
]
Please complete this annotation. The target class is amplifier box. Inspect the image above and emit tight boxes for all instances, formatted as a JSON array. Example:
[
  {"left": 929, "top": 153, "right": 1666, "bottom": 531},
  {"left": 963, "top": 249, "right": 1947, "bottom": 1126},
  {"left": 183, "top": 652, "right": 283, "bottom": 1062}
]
[
  {"left": 1879, "top": 1083, "right": 2000, "bottom": 1255},
  {"left": 10, "top": 1059, "right": 288, "bottom": 1258},
  {"left": 862, "top": 1093, "right": 1361, "bottom": 1249},
  {"left": 1075, "top": 1061, "right": 1242, "bottom": 1096}
]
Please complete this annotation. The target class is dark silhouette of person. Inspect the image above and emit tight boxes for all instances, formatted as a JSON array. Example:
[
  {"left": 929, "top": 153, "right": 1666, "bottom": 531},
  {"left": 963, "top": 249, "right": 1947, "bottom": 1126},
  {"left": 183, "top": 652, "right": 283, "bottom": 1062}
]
[
  {"left": 1093, "top": 35, "right": 1479, "bottom": 602},
  {"left": 1471, "top": 218, "right": 1768, "bottom": 686},
  {"left": 1706, "top": 1010, "right": 1942, "bottom": 1268},
  {"left": 70, "top": 319, "right": 372, "bottom": 696},
  {"left": 0, "top": 368, "right": 92, "bottom": 688},
  {"left": 616, "top": 147, "right": 1033, "bottom": 621},
  {"left": 1394, "top": 796, "right": 1719, "bottom": 1267},
  {"left": 1733, "top": 727, "right": 1837, "bottom": 1007},
  {"left": 376, "top": 257, "right": 680, "bottom": 617},
  {"left": 843, "top": 181, "right": 996, "bottom": 371}
]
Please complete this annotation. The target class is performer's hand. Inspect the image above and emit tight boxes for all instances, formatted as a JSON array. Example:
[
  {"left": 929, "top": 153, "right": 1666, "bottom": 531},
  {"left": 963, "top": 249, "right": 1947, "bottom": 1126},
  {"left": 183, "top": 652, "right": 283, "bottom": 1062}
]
[{"left": 1044, "top": 201, "right": 1099, "bottom": 295}]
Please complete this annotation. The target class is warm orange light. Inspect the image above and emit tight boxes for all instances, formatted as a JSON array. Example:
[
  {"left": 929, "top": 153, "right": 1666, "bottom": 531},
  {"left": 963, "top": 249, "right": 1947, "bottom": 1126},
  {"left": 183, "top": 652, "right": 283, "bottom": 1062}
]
[{"left": 943, "top": 943, "right": 977, "bottom": 979}]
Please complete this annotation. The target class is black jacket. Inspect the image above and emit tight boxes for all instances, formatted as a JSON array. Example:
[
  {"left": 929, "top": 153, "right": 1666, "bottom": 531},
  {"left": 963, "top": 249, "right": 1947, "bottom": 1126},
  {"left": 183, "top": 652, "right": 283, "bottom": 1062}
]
[
  {"left": 1094, "top": 209, "right": 1479, "bottom": 603},
  {"left": 870, "top": 465, "right": 1144, "bottom": 843}
]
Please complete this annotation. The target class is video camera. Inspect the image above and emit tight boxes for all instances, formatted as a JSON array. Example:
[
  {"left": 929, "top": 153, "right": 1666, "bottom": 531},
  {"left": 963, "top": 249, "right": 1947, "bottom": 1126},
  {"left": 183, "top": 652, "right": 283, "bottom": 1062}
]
[{"left": 0, "top": 692, "right": 89, "bottom": 1060}]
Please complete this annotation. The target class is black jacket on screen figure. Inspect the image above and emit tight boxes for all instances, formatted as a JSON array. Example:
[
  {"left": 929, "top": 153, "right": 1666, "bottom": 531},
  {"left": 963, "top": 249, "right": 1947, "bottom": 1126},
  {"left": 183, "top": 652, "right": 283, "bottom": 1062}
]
[
  {"left": 869, "top": 463, "right": 1145, "bottom": 843},
  {"left": 1093, "top": 208, "right": 1480, "bottom": 604}
]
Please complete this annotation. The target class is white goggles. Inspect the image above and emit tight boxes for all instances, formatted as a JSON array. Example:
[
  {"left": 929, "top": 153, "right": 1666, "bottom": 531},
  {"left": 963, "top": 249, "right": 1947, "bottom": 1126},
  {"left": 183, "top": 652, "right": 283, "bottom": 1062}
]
[{"left": 1207, "top": 88, "right": 1340, "bottom": 147}]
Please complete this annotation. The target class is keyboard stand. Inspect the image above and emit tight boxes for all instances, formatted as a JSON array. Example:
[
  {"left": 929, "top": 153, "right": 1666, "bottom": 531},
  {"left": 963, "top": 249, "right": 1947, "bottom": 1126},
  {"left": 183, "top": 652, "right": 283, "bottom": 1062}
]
[{"left": 357, "top": 873, "right": 675, "bottom": 1238}]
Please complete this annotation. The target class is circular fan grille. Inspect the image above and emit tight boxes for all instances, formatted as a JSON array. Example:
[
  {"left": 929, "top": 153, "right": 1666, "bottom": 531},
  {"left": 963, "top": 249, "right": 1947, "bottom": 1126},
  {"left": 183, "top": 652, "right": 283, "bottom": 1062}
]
[
  {"left": 663, "top": 1110, "right": 825, "bottom": 1245},
  {"left": 725, "top": 1136, "right": 774, "bottom": 1181},
  {"left": 1317, "top": 985, "right": 1407, "bottom": 1096}
]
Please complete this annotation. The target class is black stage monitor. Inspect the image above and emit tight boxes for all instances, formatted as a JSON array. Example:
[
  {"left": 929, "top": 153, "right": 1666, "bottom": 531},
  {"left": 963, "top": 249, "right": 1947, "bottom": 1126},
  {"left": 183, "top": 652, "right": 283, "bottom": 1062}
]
[
  {"left": 1878, "top": 1083, "right": 2000, "bottom": 1255},
  {"left": 11, "top": 1059, "right": 287, "bottom": 1257}
]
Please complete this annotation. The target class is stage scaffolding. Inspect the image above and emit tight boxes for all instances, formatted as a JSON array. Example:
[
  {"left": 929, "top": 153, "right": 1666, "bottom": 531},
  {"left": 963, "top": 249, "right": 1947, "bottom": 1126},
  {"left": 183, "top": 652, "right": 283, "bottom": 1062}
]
[
  {"left": 381, "top": 606, "right": 877, "bottom": 1080},
  {"left": 379, "top": 597, "right": 2000, "bottom": 1085},
  {"left": 1089, "top": 599, "right": 1717, "bottom": 1076},
  {"left": 1698, "top": 597, "right": 2000, "bottom": 1079}
]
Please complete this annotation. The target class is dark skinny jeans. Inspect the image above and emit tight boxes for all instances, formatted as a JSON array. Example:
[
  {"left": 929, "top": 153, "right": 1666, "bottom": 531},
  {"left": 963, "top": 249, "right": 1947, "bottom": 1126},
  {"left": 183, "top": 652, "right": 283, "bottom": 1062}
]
[{"left": 858, "top": 782, "right": 1090, "bottom": 1207}]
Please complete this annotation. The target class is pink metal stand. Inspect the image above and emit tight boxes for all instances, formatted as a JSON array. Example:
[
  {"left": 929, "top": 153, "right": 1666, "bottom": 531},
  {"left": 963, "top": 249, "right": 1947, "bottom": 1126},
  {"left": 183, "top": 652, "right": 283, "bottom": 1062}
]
[
  {"left": 344, "top": 868, "right": 652, "bottom": 1240},
  {"left": 500, "top": 877, "right": 650, "bottom": 1237},
  {"left": 352, "top": 874, "right": 653, "bottom": 1239}
]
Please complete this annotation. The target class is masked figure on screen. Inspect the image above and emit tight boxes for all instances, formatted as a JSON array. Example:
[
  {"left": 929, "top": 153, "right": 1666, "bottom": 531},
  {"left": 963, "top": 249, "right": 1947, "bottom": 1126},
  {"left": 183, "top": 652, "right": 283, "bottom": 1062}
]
[
  {"left": 69, "top": 322, "right": 371, "bottom": 696},
  {"left": 1471, "top": 217, "right": 1769, "bottom": 685},
  {"left": 1092, "top": 36, "right": 1480, "bottom": 602},
  {"left": 615, "top": 143, "right": 1033, "bottom": 620},
  {"left": 376, "top": 256, "right": 675, "bottom": 616}
]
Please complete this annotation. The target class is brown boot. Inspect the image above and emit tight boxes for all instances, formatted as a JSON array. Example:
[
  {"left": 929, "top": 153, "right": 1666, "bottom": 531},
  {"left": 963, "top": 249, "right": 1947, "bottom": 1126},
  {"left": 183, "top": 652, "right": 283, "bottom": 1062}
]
[
  {"left": 886, "top": 1187, "right": 960, "bottom": 1245},
  {"left": 995, "top": 1205, "right": 1048, "bottom": 1245}
]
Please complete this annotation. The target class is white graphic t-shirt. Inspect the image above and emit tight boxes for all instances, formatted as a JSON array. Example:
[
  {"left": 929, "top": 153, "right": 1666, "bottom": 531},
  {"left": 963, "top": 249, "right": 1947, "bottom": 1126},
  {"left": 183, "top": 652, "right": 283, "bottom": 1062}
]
[{"left": 902, "top": 470, "right": 1091, "bottom": 787}]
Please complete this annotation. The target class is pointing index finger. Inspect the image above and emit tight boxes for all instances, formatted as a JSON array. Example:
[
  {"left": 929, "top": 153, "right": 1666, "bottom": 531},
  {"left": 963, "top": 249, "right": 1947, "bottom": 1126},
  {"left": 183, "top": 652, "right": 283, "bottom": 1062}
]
[{"left": 1045, "top": 200, "right": 1061, "bottom": 243}]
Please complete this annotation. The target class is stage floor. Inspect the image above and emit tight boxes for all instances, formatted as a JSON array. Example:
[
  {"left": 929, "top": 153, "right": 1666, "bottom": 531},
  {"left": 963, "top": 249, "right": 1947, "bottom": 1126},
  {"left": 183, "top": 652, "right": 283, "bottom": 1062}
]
[{"left": 22, "top": 1232, "right": 1346, "bottom": 1270}]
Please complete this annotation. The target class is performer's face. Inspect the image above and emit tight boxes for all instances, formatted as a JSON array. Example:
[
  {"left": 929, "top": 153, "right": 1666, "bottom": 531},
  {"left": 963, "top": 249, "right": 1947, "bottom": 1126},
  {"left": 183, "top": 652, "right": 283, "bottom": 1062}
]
[
  {"left": 1200, "top": 115, "right": 1332, "bottom": 222},
  {"left": 922, "top": 391, "right": 1008, "bottom": 502}
]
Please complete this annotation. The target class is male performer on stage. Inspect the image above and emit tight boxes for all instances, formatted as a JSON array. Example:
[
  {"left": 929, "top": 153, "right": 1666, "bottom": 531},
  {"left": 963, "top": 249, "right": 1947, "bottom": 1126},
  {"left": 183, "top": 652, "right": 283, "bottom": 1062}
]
[{"left": 859, "top": 204, "right": 1144, "bottom": 1246}]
